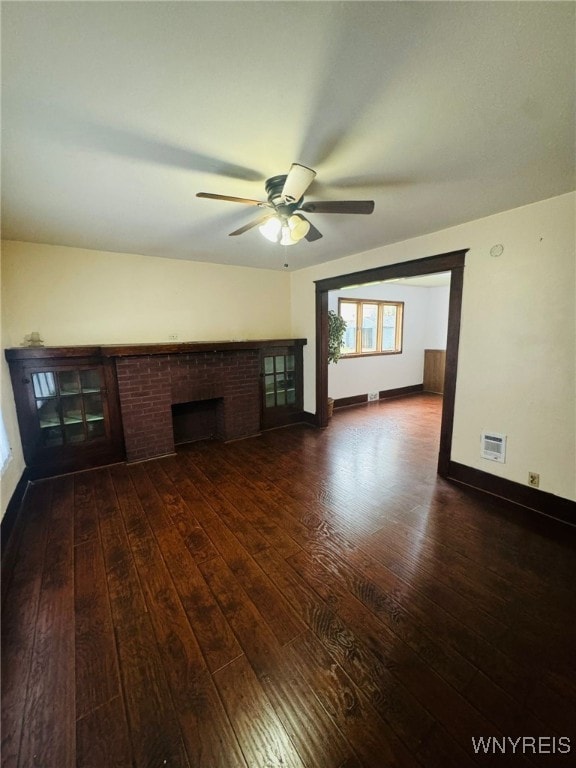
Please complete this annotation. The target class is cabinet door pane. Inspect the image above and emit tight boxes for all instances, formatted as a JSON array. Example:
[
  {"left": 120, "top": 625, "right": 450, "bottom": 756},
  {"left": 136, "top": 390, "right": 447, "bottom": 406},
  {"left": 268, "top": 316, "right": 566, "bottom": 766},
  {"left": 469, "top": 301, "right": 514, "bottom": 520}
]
[
  {"left": 61, "top": 394, "right": 83, "bottom": 424},
  {"left": 58, "top": 370, "right": 80, "bottom": 394},
  {"left": 33, "top": 372, "right": 57, "bottom": 398},
  {"left": 84, "top": 392, "right": 105, "bottom": 440},
  {"left": 286, "top": 371, "right": 296, "bottom": 404},
  {"left": 37, "top": 397, "right": 64, "bottom": 446},
  {"left": 265, "top": 374, "right": 275, "bottom": 408},
  {"left": 87, "top": 418, "right": 106, "bottom": 439},
  {"left": 275, "top": 355, "right": 285, "bottom": 373},
  {"left": 264, "top": 356, "right": 274, "bottom": 374},
  {"left": 37, "top": 398, "right": 60, "bottom": 428},
  {"left": 80, "top": 369, "right": 101, "bottom": 392},
  {"left": 65, "top": 422, "right": 86, "bottom": 444},
  {"left": 42, "top": 425, "right": 64, "bottom": 447},
  {"left": 84, "top": 392, "right": 104, "bottom": 421}
]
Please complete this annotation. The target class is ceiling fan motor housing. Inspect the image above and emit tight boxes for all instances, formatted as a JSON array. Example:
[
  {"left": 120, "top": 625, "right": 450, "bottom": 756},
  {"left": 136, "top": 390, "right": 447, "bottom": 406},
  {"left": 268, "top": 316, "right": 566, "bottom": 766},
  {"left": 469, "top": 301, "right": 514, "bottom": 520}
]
[
  {"left": 265, "top": 175, "right": 302, "bottom": 217},
  {"left": 265, "top": 175, "right": 287, "bottom": 202}
]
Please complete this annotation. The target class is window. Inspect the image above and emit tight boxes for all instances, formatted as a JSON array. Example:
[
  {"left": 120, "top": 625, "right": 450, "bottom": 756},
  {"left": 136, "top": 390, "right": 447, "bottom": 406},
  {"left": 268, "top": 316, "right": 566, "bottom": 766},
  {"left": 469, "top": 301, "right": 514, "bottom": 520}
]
[
  {"left": 0, "top": 411, "right": 11, "bottom": 473},
  {"left": 339, "top": 299, "right": 403, "bottom": 356}
]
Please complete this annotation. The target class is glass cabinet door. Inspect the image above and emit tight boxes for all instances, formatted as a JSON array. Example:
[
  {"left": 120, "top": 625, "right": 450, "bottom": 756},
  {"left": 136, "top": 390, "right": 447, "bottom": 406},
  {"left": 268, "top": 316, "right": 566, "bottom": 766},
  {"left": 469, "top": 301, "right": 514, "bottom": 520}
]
[
  {"left": 263, "top": 352, "right": 296, "bottom": 409},
  {"left": 32, "top": 367, "right": 106, "bottom": 447}
]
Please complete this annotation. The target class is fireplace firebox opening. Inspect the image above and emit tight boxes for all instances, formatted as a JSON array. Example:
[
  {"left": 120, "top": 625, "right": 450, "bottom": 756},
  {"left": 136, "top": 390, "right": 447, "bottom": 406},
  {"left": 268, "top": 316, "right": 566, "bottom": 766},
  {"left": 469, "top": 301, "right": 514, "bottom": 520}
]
[{"left": 171, "top": 398, "right": 223, "bottom": 446}]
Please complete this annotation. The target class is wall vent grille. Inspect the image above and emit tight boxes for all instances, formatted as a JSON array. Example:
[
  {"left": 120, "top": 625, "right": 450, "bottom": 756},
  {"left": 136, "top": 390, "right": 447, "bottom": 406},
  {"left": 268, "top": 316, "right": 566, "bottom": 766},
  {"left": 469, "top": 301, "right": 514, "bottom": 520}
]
[{"left": 481, "top": 431, "right": 506, "bottom": 463}]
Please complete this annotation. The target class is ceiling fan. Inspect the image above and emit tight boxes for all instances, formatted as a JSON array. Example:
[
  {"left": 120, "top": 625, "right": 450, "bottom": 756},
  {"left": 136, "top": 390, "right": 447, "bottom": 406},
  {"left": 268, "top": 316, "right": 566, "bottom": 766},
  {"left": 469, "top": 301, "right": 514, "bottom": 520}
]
[{"left": 196, "top": 163, "right": 374, "bottom": 245}]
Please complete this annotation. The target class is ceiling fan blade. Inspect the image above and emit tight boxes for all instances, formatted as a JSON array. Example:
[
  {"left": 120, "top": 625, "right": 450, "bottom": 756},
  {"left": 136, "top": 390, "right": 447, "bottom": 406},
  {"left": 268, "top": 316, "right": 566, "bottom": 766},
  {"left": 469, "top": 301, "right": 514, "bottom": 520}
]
[
  {"left": 34, "top": 110, "right": 265, "bottom": 181},
  {"left": 281, "top": 163, "right": 317, "bottom": 203},
  {"left": 301, "top": 216, "right": 323, "bottom": 242},
  {"left": 197, "top": 192, "right": 265, "bottom": 205},
  {"left": 300, "top": 200, "right": 375, "bottom": 214},
  {"left": 229, "top": 214, "right": 273, "bottom": 237}
]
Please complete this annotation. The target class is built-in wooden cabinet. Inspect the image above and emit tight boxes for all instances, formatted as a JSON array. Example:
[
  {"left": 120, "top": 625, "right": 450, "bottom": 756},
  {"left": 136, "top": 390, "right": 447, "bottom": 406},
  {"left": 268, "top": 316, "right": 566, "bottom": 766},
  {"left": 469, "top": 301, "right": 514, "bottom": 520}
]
[
  {"left": 260, "top": 344, "right": 304, "bottom": 429},
  {"left": 5, "top": 347, "right": 125, "bottom": 479},
  {"left": 6, "top": 339, "right": 307, "bottom": 478},
  {"left": 423, "top": 349, "right": 446, "bottom": 394}
]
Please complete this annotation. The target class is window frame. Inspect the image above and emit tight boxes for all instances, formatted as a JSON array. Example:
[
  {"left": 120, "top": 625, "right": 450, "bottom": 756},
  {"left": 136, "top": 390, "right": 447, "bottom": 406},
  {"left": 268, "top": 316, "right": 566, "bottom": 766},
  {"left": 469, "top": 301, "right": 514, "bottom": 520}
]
[{"left": 338, "top": 298, "right": 404, "bottom": 358}]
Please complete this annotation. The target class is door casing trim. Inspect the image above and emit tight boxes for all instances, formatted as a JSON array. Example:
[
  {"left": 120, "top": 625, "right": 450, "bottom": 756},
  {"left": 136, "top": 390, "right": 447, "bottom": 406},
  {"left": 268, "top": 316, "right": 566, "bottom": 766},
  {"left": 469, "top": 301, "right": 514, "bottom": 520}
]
[{"left": 314, "top": 249, "right": 468, "bottom": 476}]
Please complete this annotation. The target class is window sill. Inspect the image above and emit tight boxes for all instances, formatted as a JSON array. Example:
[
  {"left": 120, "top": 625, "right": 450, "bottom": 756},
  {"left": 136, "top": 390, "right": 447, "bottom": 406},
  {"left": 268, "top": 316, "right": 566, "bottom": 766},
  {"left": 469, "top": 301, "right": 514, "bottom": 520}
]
[{"left": 340, "top": 350, "right": 403, "bottom": 359}]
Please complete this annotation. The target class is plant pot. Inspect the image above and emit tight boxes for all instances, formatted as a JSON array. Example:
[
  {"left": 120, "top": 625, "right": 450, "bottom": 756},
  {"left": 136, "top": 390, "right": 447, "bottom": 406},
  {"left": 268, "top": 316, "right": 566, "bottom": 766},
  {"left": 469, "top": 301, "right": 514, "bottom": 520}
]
[{"left": 327, "top": 397, "right": 334, "bottom": 419}]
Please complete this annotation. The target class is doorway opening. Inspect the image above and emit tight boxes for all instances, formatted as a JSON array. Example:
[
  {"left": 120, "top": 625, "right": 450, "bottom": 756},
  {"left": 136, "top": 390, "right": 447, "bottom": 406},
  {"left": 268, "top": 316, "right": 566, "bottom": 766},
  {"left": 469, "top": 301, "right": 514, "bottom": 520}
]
[{"left": 315, "top": 249, "right": 467, "bottom": 476}]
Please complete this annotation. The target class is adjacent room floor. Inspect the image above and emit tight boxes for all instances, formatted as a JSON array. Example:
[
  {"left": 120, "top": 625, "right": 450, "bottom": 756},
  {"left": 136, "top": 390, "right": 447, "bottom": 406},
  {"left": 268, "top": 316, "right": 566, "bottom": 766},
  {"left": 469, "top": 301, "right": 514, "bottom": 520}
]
[{"left": 2, "top": 394, "right": 575, "bottom": 768}]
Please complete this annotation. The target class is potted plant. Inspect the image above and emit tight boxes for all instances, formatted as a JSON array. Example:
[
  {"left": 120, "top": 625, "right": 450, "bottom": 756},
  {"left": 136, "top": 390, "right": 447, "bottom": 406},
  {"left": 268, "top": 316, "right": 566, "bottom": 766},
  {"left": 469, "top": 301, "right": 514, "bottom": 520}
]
[{"left": 327, "top": 309, "right": 347, "bottom": 417}]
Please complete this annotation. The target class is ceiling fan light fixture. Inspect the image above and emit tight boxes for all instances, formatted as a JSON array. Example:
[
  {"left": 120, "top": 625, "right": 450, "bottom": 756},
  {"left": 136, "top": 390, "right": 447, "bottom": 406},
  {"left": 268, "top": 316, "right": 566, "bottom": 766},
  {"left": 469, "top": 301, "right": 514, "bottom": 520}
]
[
  {"left": 288, "top": 214, "right": 310, "bottom": 241},
  {"left": 259, "top": 216, "right": 282, "bottom": 242},
  {"left": 260, "top": 215, "right": 307, "bottom": 245},
  {"left": 280, "top": 225, "right": 298, "bottom": 246}
]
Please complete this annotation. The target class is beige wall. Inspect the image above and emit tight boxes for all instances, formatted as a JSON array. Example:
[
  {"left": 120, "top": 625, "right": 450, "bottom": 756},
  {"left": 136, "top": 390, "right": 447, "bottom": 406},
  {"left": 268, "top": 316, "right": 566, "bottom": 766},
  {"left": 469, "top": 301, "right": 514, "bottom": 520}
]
[
  {"left": 1, "top": 248, "right": 27, "bottom": 515},
  {"left": 1, "top": 242, "right": 292, "bottom": 347},
  {"left": 291, "top": 192, "right": 576, "bottom": 501},
  {"left": 1, "top": 242, "right": 291, "bottom": 514}
]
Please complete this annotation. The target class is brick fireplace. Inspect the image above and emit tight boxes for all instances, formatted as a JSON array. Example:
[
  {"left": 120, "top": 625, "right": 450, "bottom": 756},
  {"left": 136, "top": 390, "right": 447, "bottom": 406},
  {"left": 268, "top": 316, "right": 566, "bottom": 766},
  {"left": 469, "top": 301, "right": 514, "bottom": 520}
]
[
  {"left": 114, "top": 347, "right": 261, "bottom": 462},
  {"left": 5, "top": 338, "right": 306, "bottom": 480}
]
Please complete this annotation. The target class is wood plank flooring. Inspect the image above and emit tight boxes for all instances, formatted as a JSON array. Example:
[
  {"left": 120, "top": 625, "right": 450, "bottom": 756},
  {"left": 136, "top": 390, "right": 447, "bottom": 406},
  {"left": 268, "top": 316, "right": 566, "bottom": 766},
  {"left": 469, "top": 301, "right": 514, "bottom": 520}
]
[{"left": 2, "top": 394, "right": 576, "bottom": 767}]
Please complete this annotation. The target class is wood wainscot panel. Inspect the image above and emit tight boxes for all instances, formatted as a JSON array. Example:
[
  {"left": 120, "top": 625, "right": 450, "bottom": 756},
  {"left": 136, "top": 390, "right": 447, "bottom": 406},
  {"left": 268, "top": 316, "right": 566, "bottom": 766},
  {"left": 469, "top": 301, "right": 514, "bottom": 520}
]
[{"left": 423, "top": 349, "right": 446, "bottom": 394}]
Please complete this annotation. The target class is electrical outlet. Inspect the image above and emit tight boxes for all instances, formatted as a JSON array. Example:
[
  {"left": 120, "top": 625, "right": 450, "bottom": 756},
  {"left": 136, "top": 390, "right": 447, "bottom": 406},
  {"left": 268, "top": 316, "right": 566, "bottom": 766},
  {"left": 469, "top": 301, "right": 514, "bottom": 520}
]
[
  {"left": 168, "top": 333, "right": 178, "bottom": 341},
  {"left": 528, "top": 472, "right": 540, "bottom": 488},
  {"left": 367, "top": 392, "right": 379, "bottom": 402}
]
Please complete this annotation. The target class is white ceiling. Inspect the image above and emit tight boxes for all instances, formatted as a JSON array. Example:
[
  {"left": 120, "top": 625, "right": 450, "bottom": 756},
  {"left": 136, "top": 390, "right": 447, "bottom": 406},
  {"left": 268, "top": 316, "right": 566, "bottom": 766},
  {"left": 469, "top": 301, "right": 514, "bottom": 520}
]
[{"left": 2, "top": 1, "right": 574, "bottom": 272}]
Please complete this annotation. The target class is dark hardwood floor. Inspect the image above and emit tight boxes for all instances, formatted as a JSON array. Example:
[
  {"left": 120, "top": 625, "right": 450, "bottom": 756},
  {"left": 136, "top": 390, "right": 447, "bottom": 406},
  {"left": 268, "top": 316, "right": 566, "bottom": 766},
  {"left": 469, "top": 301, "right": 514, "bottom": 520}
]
[{"left": 2, "top": 394, "right": 576, "bottom": 768}]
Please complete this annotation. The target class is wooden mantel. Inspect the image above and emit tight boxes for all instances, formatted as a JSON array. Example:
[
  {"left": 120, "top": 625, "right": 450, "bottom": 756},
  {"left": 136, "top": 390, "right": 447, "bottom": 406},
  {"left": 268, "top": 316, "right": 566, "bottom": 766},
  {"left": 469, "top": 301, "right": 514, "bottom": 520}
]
[{"left": 5, "top": 338, "right": 307, "bottom": 361}]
